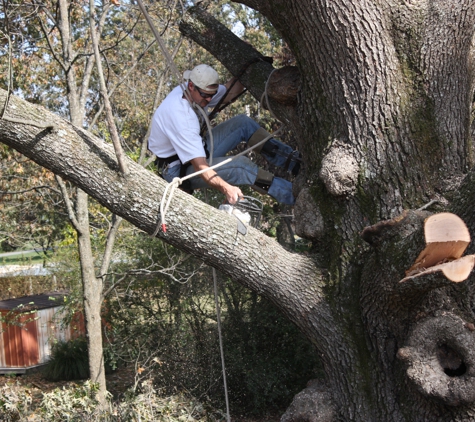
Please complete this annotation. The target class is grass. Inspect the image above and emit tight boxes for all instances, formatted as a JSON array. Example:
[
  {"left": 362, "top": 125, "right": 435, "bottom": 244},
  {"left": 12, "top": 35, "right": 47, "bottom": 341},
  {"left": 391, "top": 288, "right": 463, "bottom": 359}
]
[{"left": 0, "top": 250, "right": 46, "bottom": 266}]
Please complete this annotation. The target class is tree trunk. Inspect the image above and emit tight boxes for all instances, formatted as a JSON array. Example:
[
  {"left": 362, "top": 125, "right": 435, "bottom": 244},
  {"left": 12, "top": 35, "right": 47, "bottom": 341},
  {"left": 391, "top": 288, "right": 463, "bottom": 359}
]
[
  {"left": 54, "top": 0, "right": 109, "bottom": 399},
  {"left": 2, "top": 0, "right": 475, "bottom": 419},
  {"left": 178, "top": 2, "right": 475, "bottom": 419},
  {"left": 75, "top": 189, "right": 107, "bottom": 403}
]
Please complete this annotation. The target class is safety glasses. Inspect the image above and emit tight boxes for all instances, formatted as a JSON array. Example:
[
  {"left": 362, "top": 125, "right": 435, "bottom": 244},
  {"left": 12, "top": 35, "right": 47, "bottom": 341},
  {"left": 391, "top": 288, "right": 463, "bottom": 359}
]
[{"left": 195, "top": 86, "right": 215, "bottom": 99}]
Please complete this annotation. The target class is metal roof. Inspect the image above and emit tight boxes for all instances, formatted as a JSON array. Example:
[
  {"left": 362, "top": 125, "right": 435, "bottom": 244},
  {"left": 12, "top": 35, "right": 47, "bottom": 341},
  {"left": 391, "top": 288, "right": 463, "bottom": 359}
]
[{"left": 0, "top": 291, "right": 68, "bottom": 311}]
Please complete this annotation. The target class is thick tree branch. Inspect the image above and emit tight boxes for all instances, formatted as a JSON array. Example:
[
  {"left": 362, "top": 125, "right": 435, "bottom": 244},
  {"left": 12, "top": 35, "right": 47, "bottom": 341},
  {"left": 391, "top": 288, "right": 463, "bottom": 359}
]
[
  {"left": 178, "top": 6, "right": 299, "bottom": 124},
  {"left": 0, "top": 88, "right": 319, "bottom": 327}
]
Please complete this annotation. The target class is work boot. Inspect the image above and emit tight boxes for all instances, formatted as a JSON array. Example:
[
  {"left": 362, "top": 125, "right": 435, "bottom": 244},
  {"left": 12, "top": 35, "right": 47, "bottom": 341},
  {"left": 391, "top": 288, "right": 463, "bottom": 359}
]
[
  {"left": 252, "top": 168, "right": 295, "bottom": 205},
  {"left": 252, "top": 168, "right": 274, "bottom": 195},
  {"left": 248, "top": 128, "right": 302, "bottom": 176}
]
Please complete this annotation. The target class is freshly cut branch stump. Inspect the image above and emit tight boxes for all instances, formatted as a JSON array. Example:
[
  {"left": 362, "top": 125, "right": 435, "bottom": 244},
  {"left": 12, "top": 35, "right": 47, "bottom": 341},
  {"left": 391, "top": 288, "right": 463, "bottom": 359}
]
[{"left": 402, "top": 213, "right": 474, "bottom": 283}]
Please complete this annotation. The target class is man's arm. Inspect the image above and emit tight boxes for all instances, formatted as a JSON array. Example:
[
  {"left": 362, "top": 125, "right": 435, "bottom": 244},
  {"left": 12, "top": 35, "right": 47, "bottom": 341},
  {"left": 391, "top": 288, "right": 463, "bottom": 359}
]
[{"left": 190, "top": 157, "right": 243, "bottom": 204}]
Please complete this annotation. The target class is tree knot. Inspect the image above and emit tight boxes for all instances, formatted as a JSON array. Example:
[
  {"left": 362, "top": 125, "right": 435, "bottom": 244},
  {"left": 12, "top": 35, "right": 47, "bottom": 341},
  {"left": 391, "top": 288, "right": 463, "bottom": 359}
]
[{"left": 319, "top": 142, "right": 358, "bottom": 197}]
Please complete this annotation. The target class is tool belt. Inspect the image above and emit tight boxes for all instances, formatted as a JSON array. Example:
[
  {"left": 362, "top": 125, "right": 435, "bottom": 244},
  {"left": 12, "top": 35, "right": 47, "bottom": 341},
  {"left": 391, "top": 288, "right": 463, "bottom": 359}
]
[
  {"left": 156, "top": 154, "right": 180, "bottom": 167},
  {"left": 155, "top": 155, "right": 193, "bottom": 194}
]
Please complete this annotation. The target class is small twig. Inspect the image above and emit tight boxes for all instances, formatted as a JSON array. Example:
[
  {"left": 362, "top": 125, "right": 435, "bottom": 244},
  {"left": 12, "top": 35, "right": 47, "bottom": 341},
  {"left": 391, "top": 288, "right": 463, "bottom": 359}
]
[
  {"left": 0, "top": 185, "right": 61, "bottom": 195},
  {"left": 417, "top": 199, "right": 439, "bottom": 211}
]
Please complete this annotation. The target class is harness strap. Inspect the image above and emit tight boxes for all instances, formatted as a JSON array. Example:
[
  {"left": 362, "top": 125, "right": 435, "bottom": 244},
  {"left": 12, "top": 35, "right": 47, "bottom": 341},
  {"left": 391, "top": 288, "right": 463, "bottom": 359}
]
[
  {"left": 155, "top": 156, "right": 193, "bottom": 194},
  {"left": 155, "top": 154, "right": 180, "bottom": 167}
]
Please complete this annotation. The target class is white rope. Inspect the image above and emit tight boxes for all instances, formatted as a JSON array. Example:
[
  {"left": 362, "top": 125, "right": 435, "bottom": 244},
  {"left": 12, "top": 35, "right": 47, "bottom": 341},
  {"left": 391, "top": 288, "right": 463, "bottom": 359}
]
[
  {"left": 212, "top": 267, "right": 231, "bottom": 421},
  {"left": 260, "top": 68, "right": 280, "bottom": 121}
]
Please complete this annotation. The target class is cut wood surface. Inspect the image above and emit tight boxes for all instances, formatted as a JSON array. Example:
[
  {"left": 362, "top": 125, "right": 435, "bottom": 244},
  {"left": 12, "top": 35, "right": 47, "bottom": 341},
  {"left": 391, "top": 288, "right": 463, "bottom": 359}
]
[
  {"left": 424, "top": 213, "right": 470, "bottom": 243},
  {"left": 401, "top": 255, "right": 475, "bottom": 283},
  {"left": 404, "top": 213, "right": 473, "bottom": 282}
]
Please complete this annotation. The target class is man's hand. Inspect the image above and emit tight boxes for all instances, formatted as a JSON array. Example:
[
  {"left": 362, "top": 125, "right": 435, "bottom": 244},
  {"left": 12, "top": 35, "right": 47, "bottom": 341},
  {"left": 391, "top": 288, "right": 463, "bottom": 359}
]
[
  {"left": 191, "top": 157, "right": 243, "bottom": 204},
  {"left": 222, "top": 184, "right": 243, "bottom": 205}
]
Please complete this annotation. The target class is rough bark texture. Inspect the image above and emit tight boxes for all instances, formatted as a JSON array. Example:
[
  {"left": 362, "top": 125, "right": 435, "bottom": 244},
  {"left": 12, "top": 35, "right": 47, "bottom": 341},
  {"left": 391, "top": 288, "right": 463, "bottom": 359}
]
[
  {"left": 180, "top": 1, "right": 475, "bottom": 421},
  {"left": 2, "top": 0, "right": 475, "bottom": 420}
]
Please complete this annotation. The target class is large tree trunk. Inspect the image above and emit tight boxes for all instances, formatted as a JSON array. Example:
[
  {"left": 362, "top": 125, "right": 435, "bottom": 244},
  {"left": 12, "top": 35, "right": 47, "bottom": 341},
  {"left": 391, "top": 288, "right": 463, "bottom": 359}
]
[
  {"left": 180, "top": 2, "right": 475, "bottom": 420},
  {"left": 2, "top": 0, "right": 475, "bottom": 419}
]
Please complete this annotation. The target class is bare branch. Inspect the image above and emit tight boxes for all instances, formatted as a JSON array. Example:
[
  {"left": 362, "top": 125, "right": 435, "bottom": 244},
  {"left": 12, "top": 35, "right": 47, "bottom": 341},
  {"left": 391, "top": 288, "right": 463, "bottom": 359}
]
[
  {"left": 89, "top": 0, "right": 128, "bottom": 175},
  {"left": 54, "top": 174, "right": 81, "bottom": 233},
  {"left": 0, "top": 185, "right": 61, "bottom": 195}
]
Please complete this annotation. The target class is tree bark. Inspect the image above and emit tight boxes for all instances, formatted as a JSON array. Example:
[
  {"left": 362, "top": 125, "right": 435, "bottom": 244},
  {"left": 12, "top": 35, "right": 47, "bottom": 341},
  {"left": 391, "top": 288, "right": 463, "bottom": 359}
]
[{"left": 180, "top": 1, "right": 475, "bottom": 420}]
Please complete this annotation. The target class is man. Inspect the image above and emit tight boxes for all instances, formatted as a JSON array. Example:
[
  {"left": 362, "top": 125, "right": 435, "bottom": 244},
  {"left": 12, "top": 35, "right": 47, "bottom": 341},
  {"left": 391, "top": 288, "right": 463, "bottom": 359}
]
[{"left": 148, "top": 64, "right": 301, "bottom": 205}]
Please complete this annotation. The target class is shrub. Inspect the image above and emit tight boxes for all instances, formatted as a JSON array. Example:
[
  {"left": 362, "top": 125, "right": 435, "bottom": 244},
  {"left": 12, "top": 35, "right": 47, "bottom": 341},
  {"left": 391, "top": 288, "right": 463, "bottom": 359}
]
[
  {"left": 43, "top": 337, "right": 117, "bottom": 382},
  {"left": 43, "top": 337, "right": 90, "bottom": 381}
]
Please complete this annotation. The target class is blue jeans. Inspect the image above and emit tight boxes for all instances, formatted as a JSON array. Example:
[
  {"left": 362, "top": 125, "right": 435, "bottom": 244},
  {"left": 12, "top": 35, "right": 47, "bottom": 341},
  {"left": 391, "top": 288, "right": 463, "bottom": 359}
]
[{"left": 163, "top": 115, "right": 295, "bottom": 204}]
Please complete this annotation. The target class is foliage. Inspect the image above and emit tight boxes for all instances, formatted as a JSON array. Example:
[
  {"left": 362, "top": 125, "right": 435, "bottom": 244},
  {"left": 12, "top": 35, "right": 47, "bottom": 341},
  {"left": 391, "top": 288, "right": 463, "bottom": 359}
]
[
  {"left": 43, "top": 338, "right": 90, "bottom": 382},
  {"left": 103, "top": 232, "right": 321, "bottom": 416},
  {"left": 221, "top": 289, "right": 321, "bottom": 414},
  {"left": 0, "top": 147, "right": 67, "bottom": 253},
  {"left": 43, "top": 337, "right": 117, "bottom": 382},
  {"left": 0, "top": 379, "right": 224, "bottom": 421},
  {"left": 0, "top": 381, "right": 32, "bottom": 422}
]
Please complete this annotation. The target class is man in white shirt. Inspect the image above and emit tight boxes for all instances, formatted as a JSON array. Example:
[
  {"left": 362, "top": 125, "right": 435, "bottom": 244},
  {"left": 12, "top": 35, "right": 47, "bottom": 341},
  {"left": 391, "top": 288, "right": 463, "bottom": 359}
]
[{"left": 148, "top": 64, "right": 300, "bottom": 205}]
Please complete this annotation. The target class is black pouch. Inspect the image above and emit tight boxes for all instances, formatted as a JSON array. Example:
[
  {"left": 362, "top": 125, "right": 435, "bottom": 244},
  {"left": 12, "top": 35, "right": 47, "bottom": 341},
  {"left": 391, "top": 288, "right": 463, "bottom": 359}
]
[{"left": 178, "top": 163, "right": 193, "bottom": 194}]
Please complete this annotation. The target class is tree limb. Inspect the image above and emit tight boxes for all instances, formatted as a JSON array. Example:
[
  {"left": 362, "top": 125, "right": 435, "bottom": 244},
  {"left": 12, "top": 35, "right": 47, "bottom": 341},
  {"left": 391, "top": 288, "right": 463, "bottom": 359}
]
[
  {"left": 0, "top": 88, "right": 319, "bottom": 325},
  {"left": 178, "top": 6, "right": 298, "bottom": 124}
]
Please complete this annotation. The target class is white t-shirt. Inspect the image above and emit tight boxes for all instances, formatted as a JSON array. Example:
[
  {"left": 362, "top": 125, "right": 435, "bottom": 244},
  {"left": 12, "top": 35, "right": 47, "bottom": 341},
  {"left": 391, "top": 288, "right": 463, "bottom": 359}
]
[{"left": 148, "top": 84, "right": 226, "bottom": 164}]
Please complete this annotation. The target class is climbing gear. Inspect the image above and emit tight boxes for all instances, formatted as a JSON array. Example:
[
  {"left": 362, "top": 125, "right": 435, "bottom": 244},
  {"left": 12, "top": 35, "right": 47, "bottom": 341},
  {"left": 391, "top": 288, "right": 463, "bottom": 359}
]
[
  {"left": 248, "top": 127, "right": 270, "bottom": 153},
  {"left": 252, "top": 168, "right": 274, "bottom": 195},
  {"left": 155, "top": 154, "right": 180, "bottom": 167},
  {"left": 212, "top": 266, "right": 230, "bottom": 422}
]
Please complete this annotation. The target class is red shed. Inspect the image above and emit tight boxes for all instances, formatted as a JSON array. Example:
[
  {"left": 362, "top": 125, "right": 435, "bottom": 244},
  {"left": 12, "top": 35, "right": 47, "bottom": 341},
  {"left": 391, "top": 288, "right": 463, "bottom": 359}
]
[{"left": 0, "top": 292, "right": 85, "bottom": 374}]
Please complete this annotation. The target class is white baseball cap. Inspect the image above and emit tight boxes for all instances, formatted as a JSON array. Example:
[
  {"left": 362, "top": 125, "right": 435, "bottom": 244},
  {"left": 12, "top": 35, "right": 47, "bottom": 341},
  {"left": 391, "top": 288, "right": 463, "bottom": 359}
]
[{"left": 183, "top": 64, "right": 219, "bottom": 92}]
